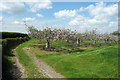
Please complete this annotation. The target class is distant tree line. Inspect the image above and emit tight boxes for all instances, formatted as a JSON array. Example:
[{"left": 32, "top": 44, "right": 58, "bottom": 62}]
[{"left": 111, "top": 31, "right": 120, "bottom": 36}]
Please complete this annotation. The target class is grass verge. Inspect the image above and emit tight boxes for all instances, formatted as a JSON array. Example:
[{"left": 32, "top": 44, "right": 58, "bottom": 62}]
[{"left": 15, "top": 40, "right": 45, "bottom": 78}]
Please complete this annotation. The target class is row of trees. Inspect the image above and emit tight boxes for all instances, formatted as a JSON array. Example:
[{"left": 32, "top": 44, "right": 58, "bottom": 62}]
[
  {"left": 27, "top": 26, "right": 118, "bottom": 48},
  {"left": 28, "top": 26, "right": 76, "bottom": 48},
  {"left": 78, "top": 30, "right": 118, "bottom": 44}
]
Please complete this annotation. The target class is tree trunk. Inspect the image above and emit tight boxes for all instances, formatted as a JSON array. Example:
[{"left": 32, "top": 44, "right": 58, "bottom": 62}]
[
  {"left": 94, "top": 40, "right": 96, "bottom": 44},
  {"left": 81, "top": 40, "right": 83, "bottom": 42},
  {"left": 110, "top": 40, "right": 112, "bottom": 43},
  {"left": 66, "top": 40, "right": 69, "bottom": 43},
  {"left": 53, "top": 39, "right": 57, "bottom": 42},
  {"left": 114, "top": 40, "right": 117, "bottom": 43},
  {"left": 77, "top": 38, "right": 80, "bottom": 46},
  {"left": 46, "top": 39, "right": 50, "bottom": 48},
  {"left": 104, "top": 39, "right": 106, "bottom": 43}
]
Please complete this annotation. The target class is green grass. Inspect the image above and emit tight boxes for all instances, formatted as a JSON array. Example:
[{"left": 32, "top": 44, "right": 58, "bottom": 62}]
[
  {"left": 28, "top": 40, "right": 118, "bottom": 78},
  {"left": 16, "top": 39, "right": 118, "bottom": 78},
  {"left": 15, "top": 40, "right": 45, "bottom": 78},
  {"left": 36, "top": 45, "right": 118, "bottom": 78}
]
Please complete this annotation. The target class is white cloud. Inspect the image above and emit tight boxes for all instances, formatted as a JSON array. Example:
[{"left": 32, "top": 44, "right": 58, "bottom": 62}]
[
  {"left": 0, "top": 0, "right": 52, "bottom": 13},
  {"left": 69, "top": 15, "right": 107, "bottom": 26},
  {"left": 109, "top": 21, "right": 118, "bottom": 27},
  {"left": 1, "top": 0, "right": 51, "bottom": 2},
  {"left": 54, "top": 9, "right": 77, "bottom": 18},
  {"left": 78, "top": 7, "right": 85, "bottom": 12},
  {"left": 86, "top": 2, "right": 118, "bottom": 20},
  {"left": 69, "top": 14, "right": 117, "bottom": 33},
  {"left": 69, "top": 15, "right": 85, "bottom": 26},
  {"left": 22, "top": 17, "right": 36, "bottom": 21},
  {"left": 13, "top": 21, "right": 20, "bottom": 24},
  {"left": 26, "top": 0, "right": 52, "bottom": 12},
  {"left": 54, "top": 7, "right": 86, "bottom": 18},
  {"left": 0, "top": 16, "right": 2, "bottom": 21},
  {"left": 68, "top": 2, "right": 118, "bottom": 33},
  {"left": 0, "top": 2, "right": 27, "bottom": 14},
  {"left": 2, "top": 23, "right": 27, "bottom": 33},
  {"left": 36, "top": 13, "right": 43, "bottom": 17}
]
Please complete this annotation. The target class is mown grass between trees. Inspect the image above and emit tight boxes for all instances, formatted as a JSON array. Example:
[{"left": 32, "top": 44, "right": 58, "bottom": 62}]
[{"left": 28, "top": 39, "right": 118, "bottom": 78}]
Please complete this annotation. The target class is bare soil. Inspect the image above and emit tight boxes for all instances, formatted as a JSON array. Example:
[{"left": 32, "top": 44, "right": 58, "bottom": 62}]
[{"left": 12, "top": 51, "right": 27, "bottom": 78}]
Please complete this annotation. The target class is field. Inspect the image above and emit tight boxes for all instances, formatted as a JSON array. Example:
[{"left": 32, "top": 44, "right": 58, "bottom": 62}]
[
  {"left": 2, "top": 32, "right": 119, "bottom": 78},
  {"left": 1, "top": 2, "right": 120, "bottom": 79},
  {"left": 15, "top": 39, "right": 118, "bottom": 78}
]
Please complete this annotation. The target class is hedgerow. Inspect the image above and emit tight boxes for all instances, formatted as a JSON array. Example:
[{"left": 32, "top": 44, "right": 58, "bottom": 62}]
[
  {"left": 2, "top": 32, "right": 30, "bottom": 79},
  {"left": 1, "top": 32, "right": 29, "bottom": 39}
]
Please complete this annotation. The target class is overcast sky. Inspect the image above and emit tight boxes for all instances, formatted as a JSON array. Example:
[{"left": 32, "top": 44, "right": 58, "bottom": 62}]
[{"left": 0, "top": 0, "right": 119, "bottom": 33}]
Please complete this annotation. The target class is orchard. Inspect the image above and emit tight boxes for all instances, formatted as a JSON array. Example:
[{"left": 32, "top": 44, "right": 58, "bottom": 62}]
[{"left": 27, "top": 26, "right": 119, "bottom": 50}]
